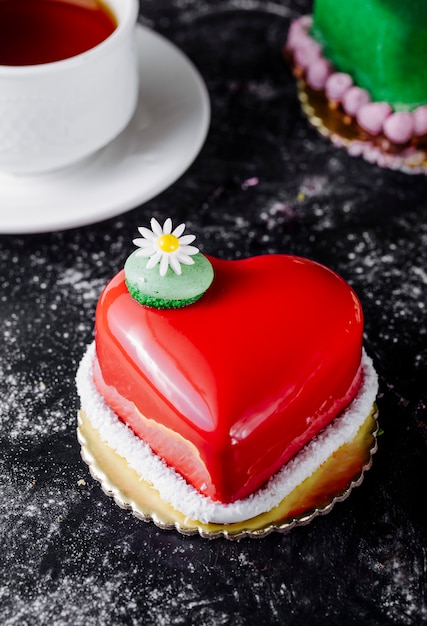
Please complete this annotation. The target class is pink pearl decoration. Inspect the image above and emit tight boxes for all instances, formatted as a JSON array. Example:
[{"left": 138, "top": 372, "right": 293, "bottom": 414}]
[
  {"left": 325, "top": 73, "right": 353, "bottom": 102},
  {"left": 342, "top": 86, "right": 371, "bottom": 116},
  {"left": 293, "top": 39, "right": 322, "bottom": 69},
  {"left": 287, "top": 16, "right": 312, "bottom": 50},
  {"left": 383, "top": 112, "right": 414, "bottom": 144},
  {"left": 356, "top": 102, "right": 392, "bottom": 135},
  {"left": 413, "top": 106, "right": 427, "bottom": 136},
  {"left": 298, "top": 15, "right": 313, "bottom": 29},
  {"left": 306, "top": 58, "right": 333, "bottom": 90}
]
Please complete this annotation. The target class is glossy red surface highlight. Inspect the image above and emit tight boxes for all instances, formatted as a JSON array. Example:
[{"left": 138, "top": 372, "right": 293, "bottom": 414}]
[{"left": 94, "top": 255, "right": 364, "bottom": 503}]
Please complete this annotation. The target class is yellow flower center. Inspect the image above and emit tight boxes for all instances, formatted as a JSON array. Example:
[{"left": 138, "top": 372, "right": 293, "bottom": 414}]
[{"left": 158, "top": 233, "right": 180, "bottom": 253}]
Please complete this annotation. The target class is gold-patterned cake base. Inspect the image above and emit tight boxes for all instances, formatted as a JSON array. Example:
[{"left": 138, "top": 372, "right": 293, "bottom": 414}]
[
  {"left": 77, "top": 407, "right": 379, "bottom": 540},
  {"left": 297, "top": 79, "right": 427, "bottom": 174}
]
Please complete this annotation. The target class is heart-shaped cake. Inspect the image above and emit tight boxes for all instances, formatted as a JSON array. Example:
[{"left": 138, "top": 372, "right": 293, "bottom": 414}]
[
  {"left": 91, "top": 222, "right": 365, "bottom": 505},
  {"left": 76, "top": 218, "right": 379, "bottom": 535}
]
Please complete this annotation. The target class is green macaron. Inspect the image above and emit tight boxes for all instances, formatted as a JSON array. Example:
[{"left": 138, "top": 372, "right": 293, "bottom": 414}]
[{"left": 124, "top": 250, "right": 214, "bottom": 309}]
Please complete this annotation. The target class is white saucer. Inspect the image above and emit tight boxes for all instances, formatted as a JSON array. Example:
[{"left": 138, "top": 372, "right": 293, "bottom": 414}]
[{"left": 0, "top": 25, "right": 210, "bottom": 234}]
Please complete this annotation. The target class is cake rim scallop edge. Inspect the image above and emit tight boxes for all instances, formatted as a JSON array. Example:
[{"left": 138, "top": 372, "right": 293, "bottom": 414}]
[
  {"left": 77, "top": 410, "right": 379, "bottom": 540},
  {"left": 76, "top": 373, "right": 379, "bottom": 540},
  {"left": 297, "top": 79, "right": 427, "bottom": 174}
]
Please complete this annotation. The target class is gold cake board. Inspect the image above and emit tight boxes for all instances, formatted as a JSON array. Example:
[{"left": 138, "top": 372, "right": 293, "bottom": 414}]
[
  {"left": 297, "top": 79, "right": 427, "bottom": 174},
  {"left": 77, "top": 407, "right": 378, "bottom": 540}
]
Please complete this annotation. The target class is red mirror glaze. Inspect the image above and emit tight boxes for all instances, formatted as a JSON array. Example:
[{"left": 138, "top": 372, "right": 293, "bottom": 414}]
[{"left": 94, "top": 255, "right": 364, "bottom": 503}]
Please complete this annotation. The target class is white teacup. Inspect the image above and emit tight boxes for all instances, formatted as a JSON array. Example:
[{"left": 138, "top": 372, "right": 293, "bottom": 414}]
[{"left": 0, "top": 0, "right": 139, "bottom": 175}]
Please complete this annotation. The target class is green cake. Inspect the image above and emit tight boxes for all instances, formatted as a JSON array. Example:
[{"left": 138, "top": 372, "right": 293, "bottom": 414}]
[
  {"left": 285, "top": 1, "right": 427, "bottom": 172},
  {"left": 311, "top": 0, "right": 427, "bottom": 112}
]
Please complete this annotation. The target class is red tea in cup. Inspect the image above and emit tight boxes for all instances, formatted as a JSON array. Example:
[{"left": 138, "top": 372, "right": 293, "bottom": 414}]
[{"left": 0, "top": 0, "right": 117, "bottom": 66}]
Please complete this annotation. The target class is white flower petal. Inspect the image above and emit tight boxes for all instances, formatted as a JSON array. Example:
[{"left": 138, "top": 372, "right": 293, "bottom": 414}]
[
  {"left": 146, "top": 251, "right": 162, "bottom": 269},
  {"left": 163, "top": 218, "right": 172, "bottom": 234},
  {"left": 150, "top": 217, "right": 163, "bottom": 236},
  {"left": 133, "top": 238, "right": 155, "bottom": 248},
  {"left": 159, "top": 254, "right": 169, "bottom": 276},
  {"left": 179, "top": 245, "right": 199, "bottom": 256},
  {"left": 137, "top": 226, "right": 157, "bottom": 240},
  {"left": 172, "top": 223, "right": 186, "bottom": 238},
  {"left": 176, "top": 254, "right": 195, "bottom": 266},
  {"left": 178, "top": 234, "right": 196, "bottom": 245},
  {"left": 169, "top": 255, "right": 182, "bottom": 275},
  {"left": 136, "top": 248, "right": 156, "bottom": 258}
]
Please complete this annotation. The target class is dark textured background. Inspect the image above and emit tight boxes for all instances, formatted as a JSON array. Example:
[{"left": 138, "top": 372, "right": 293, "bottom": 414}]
[{"left": 1, "top": 1, "right": 427, "bottom": 624}]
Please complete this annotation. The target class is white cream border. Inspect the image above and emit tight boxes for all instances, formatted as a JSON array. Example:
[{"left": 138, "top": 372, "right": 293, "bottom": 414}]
[{"left": 76, "top": 342, "right": 378, "bottom": 524}]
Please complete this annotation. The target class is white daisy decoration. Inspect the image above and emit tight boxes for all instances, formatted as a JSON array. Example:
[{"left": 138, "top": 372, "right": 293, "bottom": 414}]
[{"left": 133, "top": 217, "right": 199, "bottom": 277}]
